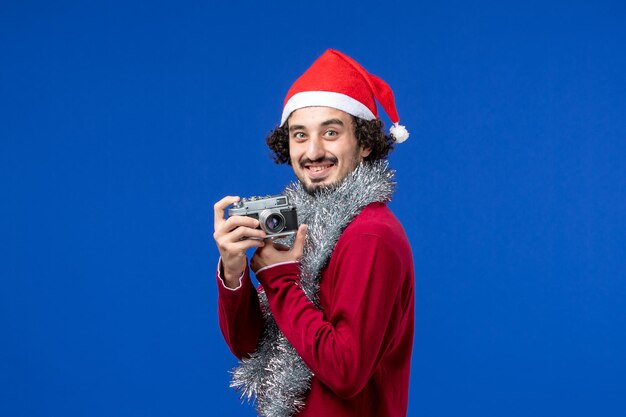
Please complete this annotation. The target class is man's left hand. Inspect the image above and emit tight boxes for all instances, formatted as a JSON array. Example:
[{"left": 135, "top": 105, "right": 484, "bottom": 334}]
[{"left": 250, "top": 224, "right": 308, "bottom": 273}]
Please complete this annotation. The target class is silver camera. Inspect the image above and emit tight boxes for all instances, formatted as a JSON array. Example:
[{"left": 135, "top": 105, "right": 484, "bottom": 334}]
[{"left": 228, "top": 195, "right": 298, "bottom": 238}]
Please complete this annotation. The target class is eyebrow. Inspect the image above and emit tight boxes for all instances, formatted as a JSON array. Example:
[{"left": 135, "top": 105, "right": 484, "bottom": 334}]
[
  {"left": 320, "top": 118, "right": 345, "bottom": 127},
  {"left": 288, "top": 124, "right": 306, "bottom": 132},
  {"left": 288, "top": 118, "right": 345, "bottom": 132}
]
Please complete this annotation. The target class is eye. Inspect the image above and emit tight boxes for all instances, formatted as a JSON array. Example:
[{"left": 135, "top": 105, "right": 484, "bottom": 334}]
[
  {"left": 292, "top": 132, "right": 306, "bottom": 142},
  {"left": 324, "top": 129, "right": 338, "bottom": 138}
]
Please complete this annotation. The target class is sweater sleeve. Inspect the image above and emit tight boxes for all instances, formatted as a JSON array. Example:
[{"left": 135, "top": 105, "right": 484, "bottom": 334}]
[
  {"left": 255, "top": 233, "right": 405, "bottom": 399},
  {"left": 216, "top": 260, "right": 264, "bottom": 359}
]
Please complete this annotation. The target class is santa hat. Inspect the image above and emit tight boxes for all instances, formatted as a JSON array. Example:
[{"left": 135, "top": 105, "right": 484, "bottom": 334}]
[{"left": 280, "top": 49, "right": 409, "bottom": 143}]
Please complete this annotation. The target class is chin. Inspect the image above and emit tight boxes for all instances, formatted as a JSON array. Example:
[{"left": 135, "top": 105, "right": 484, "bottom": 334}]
[{"left": 301, "top": 178, "right": 342, "bottom": 196}]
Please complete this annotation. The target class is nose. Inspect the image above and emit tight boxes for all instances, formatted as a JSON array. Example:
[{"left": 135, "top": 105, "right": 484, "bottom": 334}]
[{"left": 305, "top": 135, "right": 325, "bottom": 161}]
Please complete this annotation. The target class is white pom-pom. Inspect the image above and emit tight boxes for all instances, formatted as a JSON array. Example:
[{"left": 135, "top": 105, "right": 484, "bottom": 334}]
[{"left": 390, "top": 123, "right": 409, "bottom": 143}]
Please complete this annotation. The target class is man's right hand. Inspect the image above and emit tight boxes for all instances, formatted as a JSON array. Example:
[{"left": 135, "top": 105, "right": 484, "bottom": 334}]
[{"left": 213, "top": 196, "right": 267, "bottom": 288}]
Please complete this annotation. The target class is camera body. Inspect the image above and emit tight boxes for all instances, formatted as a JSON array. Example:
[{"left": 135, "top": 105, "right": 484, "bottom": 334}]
[{"left": 228, "top": 195, "right": 298, "bottom": 239}]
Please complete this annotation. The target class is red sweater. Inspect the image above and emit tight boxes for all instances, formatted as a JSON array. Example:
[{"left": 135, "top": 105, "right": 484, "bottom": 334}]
[{"left": 217, "top": 202, "right": 414, "bottom": 416}]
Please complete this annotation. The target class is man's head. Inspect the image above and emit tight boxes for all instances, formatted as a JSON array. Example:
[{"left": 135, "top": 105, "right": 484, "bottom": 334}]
[
  {"left": 267, "top": 49, "right": 409, "bottom": 193},
  {"left": 266, "top": 107, "right": 394, "bottom": 193}
]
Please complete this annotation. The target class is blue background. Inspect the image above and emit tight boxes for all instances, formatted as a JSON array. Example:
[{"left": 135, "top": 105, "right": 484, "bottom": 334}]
[{"left": 1, "top": 1, "right": 625, "bottom": 416}]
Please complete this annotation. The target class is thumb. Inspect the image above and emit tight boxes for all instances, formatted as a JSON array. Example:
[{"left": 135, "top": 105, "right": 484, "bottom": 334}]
[{"left": 291, "top": 224, "right": 308, "bottom": 258}]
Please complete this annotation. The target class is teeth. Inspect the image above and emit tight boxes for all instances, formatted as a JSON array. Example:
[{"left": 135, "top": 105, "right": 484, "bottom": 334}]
[{"left": 308, "top": 165, "right": 331, "bottom": 172}]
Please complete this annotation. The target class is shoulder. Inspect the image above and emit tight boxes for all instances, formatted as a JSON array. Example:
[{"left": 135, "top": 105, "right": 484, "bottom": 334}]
[
  {"left": 339, "top": 202, "right": 411, "bottom": 255},
  {"left": 344, "top": 202, "right": 405, "bottom": 237}
]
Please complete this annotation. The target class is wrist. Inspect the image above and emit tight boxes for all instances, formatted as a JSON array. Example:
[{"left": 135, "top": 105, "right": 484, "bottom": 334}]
[
  {"left": 256, "top": 261, "right": 300, "bottom": 288},
  {"left": 223, "top": 270, "right": 244, "bottom": 288},
  {"left": 218, "top": 258, "right": 246, "bottom": 290},
  {"left": 255, "top": 260, "right": 300, "bottom": 275}
]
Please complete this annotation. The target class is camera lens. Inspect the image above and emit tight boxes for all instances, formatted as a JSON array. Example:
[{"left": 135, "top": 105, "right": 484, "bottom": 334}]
[
  {"left": 259, "top": 210, "right": 287, "bottom": 235},
  {"left": 265, "top": 213, "right": 285, "bottom": 233}
]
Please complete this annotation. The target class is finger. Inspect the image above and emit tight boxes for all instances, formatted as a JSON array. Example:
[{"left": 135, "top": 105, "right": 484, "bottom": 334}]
[
  {"left": 229, "top": 239, "right": 265, "bottom": 253},
  {"left": 213, "top": 196, "right": 240, "bottom": 230},
  {"left": 291, "top": 224, "right": 308, "bottom": 258},
  {"left": 229, "top": 226, "right": 266, "bottom": 242},
  {"left": 215, "top": 226, "right": 266, "bottom": 250},
  {"left": 219, "top": 215, "right": 261, "bottom": 234}
]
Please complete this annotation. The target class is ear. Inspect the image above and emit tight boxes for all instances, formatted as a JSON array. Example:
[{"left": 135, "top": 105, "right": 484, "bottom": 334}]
[{"left": 360, "top": 147, "right": 372, "bottom": 158}]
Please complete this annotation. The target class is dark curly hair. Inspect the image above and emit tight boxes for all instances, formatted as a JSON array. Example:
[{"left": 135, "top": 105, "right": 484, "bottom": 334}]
[{"left": 265, "top": 116, "right": 395, "bottom": 165}]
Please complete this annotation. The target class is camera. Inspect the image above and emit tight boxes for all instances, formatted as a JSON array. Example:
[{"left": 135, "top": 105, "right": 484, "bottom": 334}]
[{"left": 228, "top": 195, "right": 298, "bottom": 239}]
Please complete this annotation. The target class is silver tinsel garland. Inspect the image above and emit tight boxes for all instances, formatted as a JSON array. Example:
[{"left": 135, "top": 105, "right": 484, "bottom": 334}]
[{"left": 231, "top": 160, "right": 395, "bottom": 417}]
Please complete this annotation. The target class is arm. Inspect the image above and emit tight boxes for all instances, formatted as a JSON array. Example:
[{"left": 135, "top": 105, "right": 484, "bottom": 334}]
[
  {"left": 254, "top": 233, "right": 406, "bottom": 398},
  {"left": 212, "top": 196, "right": 267, "bottom": 358},
  {"left": 216, "top": 260, "right": 264, "bottom": 359}
]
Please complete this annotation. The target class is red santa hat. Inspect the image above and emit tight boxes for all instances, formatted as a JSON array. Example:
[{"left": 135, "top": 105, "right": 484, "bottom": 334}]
[{"left": 280, "top": 49, "right": 409, "bottom": 143}]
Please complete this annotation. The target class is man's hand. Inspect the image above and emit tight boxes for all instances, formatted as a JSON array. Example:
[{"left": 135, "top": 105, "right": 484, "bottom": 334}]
[
  {"left": 213, "top": 196, "right": 267, "bottom": 288},
  {"left": 250, "top": 224, "right": 308, "bottom": 273}
]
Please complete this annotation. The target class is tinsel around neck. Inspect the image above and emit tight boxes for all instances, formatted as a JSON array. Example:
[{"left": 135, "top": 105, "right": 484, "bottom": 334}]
[{"left": 231, "top": 160, "right": 395, "bottom": 417}]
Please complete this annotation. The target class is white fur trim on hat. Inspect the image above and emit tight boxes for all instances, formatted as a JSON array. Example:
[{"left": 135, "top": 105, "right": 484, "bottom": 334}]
[{"left": 281, "top": 91, "right": 376, "bottom": 126}]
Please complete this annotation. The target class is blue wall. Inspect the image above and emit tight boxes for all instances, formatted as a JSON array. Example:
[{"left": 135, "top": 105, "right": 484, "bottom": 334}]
[{"left": 1, "top": 1, "right": 625, "bottom": 416}]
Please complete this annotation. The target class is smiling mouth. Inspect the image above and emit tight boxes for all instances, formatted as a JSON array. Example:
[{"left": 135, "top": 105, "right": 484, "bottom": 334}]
[
  {"left": 306, "top": 163, "right": 334, "bottom": 173},
  {"left": 302, "top": 161, "right": 336, "bottom": 180}
]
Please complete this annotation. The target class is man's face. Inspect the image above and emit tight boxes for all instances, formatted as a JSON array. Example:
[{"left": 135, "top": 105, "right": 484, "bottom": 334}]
[{"left": 287, "top": 107, "right": 371, "bottom": 194}]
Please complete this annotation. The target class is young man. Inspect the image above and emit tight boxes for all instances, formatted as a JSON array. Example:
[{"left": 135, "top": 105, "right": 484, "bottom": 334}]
[{"left": 213, "top": 49, "right": 414, "bottom": 417}]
